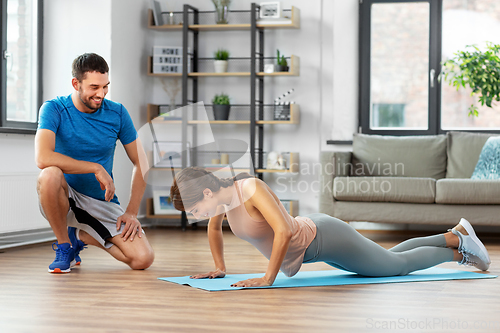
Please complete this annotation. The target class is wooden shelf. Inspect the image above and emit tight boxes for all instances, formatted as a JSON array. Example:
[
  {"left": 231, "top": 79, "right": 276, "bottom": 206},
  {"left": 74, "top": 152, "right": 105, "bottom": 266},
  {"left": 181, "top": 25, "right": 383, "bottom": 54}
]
[
  {"left": 147, "top": 103, "right": 300, "bottom": 124},
  {"left": 189, "top": 120, "right": 249, "bottom": 124},
  {"left": 147, "top": 7, "right": 300, "bottom": 31},
  {"left": 148, "top": 55, "right": 299, "bottom": 77},
  {"left": 189, "top": 24, "right": 251, "bottom": 31},
  {"left": 188, "top": 72, "right": 251, "bottom": 77},
  {"left": 151, "top": 150, "right": 299, "bottom": 174}
]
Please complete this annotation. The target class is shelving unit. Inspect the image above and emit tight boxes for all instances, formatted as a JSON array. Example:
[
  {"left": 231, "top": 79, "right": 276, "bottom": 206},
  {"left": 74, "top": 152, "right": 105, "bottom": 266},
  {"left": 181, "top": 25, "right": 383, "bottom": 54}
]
[{"left": 146, "top": 3, "right": 301, "bottom": 229}]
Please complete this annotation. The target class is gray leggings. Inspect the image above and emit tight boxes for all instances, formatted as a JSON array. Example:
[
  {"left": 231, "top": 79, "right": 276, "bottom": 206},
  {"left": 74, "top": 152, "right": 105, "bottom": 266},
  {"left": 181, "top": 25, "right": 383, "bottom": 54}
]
[{"left": 302, "top": 213, "right": 454, "bottom": 276}]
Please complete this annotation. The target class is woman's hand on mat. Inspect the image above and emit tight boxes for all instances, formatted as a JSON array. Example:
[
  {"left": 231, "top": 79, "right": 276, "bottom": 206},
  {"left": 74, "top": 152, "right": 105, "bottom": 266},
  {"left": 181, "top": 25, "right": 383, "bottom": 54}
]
[
  {"left": 231, "top": 277, "right": 273, "bottom": 288},
  {"left": 95, "top": 166, "right": 115, "bottom": 202},
  {"left": 116, "top": 213, "right": 143, "bottom": 241},
  {"left": 190, "top": 269, "right": 226, "bottom": 279}
]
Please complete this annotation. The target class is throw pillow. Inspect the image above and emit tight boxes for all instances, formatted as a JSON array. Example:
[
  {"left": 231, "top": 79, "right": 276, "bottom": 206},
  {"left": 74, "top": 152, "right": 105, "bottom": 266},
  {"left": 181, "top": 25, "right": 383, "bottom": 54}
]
[{"left": 471, "top": 136, "right": 500, "bottom": 179}]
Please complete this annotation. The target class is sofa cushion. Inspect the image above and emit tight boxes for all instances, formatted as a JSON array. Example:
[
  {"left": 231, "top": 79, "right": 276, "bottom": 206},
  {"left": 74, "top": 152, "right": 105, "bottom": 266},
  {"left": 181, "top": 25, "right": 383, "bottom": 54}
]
[
  {"left": 333, "top": 177, "right": 436, "bottom": 203},
  {"left": 352, "top": 133, "right": 447, "bottom": 179},
  {"left": 435, "top": 179, "right": 500, "bottom": 204},
  {"left": 446, "top": 131, "right": 498, "bottom": 178},
  {"left": 471, "top": 137, "right": 500, "bottom": 179}
]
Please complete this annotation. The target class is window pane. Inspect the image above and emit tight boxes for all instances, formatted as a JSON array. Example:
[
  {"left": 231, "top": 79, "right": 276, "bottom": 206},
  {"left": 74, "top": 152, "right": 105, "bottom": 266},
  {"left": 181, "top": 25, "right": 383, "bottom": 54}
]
[
  {"left": 441, "top": 0, "right": 500, "bottom": 129},
  {"left": 6, "top": 0, "right": 38, "bottom": 123},
  {"left": 370, "top": 2, "right": 429, "bottom": 130}
]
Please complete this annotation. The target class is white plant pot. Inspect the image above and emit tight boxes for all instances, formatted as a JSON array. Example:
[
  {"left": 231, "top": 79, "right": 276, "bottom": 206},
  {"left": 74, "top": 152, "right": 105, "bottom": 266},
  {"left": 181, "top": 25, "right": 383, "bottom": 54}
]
[{"left": 214, "top": 60, "right": 228, "bottom": 73}]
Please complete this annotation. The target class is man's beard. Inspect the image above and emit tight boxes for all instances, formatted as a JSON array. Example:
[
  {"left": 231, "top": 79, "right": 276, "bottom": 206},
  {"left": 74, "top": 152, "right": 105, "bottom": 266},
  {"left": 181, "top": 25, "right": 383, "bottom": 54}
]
[{"left": 78, "top": 89, "right": 100, "bottom": 111}]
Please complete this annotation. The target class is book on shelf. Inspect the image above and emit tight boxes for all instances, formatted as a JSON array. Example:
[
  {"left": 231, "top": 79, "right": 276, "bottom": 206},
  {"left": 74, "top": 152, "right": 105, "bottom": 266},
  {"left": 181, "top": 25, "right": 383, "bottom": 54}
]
[{"left": 150, "top": 0, "right": 163, "bottom": 26}]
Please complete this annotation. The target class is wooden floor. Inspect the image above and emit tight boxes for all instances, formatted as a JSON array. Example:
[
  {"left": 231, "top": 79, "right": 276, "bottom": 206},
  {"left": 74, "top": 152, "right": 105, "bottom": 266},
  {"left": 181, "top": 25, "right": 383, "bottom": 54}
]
[{"left": 1, "top": 227, "right": 499, "bottom": 333}]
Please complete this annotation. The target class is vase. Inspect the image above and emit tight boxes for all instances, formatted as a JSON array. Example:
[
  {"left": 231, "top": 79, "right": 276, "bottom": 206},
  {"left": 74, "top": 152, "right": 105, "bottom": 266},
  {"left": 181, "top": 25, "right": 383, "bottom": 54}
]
[
  {"left": 213, "top": 104, "right": 231, "bottom": 120},
  {"left": 215, "top": 4, "right": 229, "bottom": 24},
  {"left": 214, "top": 60, "right": 228, "bottom": 73}
]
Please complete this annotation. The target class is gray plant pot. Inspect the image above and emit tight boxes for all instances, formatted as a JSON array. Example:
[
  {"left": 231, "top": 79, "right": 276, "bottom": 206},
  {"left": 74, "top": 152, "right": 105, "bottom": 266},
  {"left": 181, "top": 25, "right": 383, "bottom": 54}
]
[
  {"left": 213, "top": 104, "right": 231, "bottom": 120},
  {"left": 275, "top": 65, "right": 289, "bottom": 72}
]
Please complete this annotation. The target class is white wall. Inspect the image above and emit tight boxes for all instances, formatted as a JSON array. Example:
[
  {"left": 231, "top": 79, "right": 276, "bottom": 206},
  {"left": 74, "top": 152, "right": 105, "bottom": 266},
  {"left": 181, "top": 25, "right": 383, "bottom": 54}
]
[
  {"left": 43, "top": 0, "right": 112, "bottom": 100},
  {"left": 109, "top": 0, "right": 153, "bottom": 209},
  {"left": 327, "top": 0, "right": 359, "bottom": 146}
]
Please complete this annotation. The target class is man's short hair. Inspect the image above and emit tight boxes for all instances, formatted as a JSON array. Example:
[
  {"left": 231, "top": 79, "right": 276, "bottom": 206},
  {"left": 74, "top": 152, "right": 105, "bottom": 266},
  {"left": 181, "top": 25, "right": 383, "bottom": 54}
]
[{"left": 72, "top": 53, "right": 109, "bottom": 81}]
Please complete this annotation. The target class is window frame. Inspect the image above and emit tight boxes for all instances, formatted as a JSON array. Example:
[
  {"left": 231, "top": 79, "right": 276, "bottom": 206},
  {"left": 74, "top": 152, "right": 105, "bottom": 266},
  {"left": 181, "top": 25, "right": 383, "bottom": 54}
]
[
  {"left": 359, "top": 0, "right": 443, "bottom": 136},
  {"left": 0, "top": 0, "right": 43, "bottom": 134}
]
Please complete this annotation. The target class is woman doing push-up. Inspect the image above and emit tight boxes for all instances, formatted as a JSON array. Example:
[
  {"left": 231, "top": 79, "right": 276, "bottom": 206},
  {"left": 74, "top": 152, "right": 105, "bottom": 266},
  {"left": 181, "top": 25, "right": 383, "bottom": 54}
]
[{"left": 170, "top": 167, "right": 491, "bottom": 288}]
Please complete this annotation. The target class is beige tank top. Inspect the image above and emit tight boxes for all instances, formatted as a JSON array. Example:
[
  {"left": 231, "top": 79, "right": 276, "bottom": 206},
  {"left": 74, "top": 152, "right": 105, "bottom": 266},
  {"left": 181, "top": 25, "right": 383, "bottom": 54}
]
[{"left": 224, "top": 179, "right": 317, "bottom": 277}]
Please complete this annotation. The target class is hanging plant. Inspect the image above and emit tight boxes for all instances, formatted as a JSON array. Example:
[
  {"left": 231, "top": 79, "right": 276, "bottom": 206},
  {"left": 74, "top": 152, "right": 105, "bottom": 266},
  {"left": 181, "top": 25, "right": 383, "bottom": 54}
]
[{"left": 441, "top": 42, "right": 500, "bottom": 116}]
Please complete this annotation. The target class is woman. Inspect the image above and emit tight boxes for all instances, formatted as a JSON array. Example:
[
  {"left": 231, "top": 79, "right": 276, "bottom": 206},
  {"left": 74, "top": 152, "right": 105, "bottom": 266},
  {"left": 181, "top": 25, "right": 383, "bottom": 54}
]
[{"left": 170, "top": 167, "right": 491, "bottom": 288}]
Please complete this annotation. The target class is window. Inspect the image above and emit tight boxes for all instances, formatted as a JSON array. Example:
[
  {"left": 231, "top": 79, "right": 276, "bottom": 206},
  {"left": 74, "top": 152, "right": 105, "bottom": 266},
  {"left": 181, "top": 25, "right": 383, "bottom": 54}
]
[
  {"left": 441, "top": 0, "right": 500, "bottom": 130},
  {"left": 372, "top": 103, "right": 406, "bottom": 128},
  {"left": 1, "top": 0, "right": 42, "bottom": 132},
  {"left": 360, "top": 0, "right": 500, "bottom": 135}
]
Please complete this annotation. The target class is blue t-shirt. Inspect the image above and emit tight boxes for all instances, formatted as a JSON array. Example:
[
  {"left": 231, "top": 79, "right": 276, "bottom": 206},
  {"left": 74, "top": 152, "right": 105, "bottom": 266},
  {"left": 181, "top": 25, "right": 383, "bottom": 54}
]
[{"left": 37, "top": 94, "right": 138, "bottom": 204}]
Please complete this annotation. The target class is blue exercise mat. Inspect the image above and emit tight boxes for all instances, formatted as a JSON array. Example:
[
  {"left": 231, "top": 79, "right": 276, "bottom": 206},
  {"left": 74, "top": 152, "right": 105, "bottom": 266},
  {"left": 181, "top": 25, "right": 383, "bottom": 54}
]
[{"left": 158, "top": 267, "right": 496, "bottom": 291}]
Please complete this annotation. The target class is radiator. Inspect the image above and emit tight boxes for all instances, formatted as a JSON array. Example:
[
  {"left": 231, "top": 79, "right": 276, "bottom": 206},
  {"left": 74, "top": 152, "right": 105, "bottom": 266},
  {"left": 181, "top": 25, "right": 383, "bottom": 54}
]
[{"left": 0, "top": 173, "right": 55, "bottom": 249}]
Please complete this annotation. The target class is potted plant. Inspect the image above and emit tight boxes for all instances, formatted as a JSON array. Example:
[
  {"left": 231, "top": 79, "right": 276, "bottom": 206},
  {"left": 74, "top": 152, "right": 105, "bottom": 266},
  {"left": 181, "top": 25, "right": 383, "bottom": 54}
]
[
  {"left": 214, "top": 48, "right": 230, "bottom": 73},
  {"left": 275, "top": 49, "right": 289, "bottom": 72},
  {"left": 441, "top": 42, "right": 500, "bottom": 116},
  {"left": 212, "top": 93, "right": 231, "bottom": 120}
]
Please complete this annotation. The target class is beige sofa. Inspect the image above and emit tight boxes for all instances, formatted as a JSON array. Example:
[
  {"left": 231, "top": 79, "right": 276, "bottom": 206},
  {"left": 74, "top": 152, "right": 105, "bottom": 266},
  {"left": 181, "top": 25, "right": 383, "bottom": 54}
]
[{"left": 319, "top": 132, "right": 500, "bottom": 226}]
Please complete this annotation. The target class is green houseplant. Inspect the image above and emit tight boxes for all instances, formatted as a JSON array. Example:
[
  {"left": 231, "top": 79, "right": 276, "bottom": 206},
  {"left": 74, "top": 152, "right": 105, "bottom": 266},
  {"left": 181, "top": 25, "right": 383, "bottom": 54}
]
[
  {"left": 212, "top": 93, "right": 231, "bottom": 120},
  {"left": 275, "top": 49, "right": 289, "bottom": 72},
  {"left": 214, "top": 48, "right": 230, "bottom": 73},
  {"left": 441, "top": 42, "right": 500, "bottom": 116}
]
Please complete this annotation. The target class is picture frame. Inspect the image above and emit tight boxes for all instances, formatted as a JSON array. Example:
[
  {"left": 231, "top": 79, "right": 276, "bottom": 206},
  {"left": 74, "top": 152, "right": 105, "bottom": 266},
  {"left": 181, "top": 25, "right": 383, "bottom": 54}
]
[
  {"left": 153, "top": 190, "right": 180, "bottom": 215},
  {"left": 153, "top": 141, "right": 190, "bottom": 168},
  {"left": 259, "top": 2, "right": 281, "bottom": 19}
]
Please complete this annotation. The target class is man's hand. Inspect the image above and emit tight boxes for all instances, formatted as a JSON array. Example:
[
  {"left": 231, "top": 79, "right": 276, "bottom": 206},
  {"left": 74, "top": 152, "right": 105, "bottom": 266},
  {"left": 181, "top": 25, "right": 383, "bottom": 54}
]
[
  {"left": 116, "top": 212, "right": 143, "bottom": 241},
  {"left": 190, "top": 268, "right": 226, "bottom": 279},
  {"left": 94, "top": 167, "right": 115, "bottom": 202},
  {"left": 230, "top": 277, "right": 273, "bottom": 288}
]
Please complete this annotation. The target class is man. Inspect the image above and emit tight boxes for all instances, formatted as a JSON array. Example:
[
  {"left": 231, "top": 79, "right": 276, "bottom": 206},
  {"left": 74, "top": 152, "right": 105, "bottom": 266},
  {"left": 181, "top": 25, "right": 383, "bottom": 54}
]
[{"left": 35, "top": 53, "right": 154, "bottom": 273}]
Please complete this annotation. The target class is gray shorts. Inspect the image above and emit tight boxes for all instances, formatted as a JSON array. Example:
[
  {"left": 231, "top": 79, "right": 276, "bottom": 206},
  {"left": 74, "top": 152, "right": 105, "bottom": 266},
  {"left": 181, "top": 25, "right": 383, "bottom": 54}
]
[{"left": 39, "top": 186, "right": 126, "bottom": 248}]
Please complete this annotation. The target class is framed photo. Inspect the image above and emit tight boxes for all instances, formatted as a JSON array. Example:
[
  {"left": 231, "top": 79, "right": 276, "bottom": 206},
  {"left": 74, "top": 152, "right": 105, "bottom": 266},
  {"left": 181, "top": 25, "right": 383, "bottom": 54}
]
[
  {"left": 153, "top": 141, "right": 190, "bottom": 168},
  {"left": 259, "top": 2, "right": 281, "bottom": 19},
  {"left": 153, "top": 190, "right": 180, "bottom": 215}
]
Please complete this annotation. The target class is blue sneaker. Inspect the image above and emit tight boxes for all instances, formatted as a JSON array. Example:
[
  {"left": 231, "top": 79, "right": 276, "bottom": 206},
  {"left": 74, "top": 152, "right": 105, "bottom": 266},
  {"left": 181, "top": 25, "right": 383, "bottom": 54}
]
[
  {"left": 48, "top": 242, "right": 75, "bottom": 273},
  {"left": 68, "top": 227, "right": 86, "bottom": 265}
]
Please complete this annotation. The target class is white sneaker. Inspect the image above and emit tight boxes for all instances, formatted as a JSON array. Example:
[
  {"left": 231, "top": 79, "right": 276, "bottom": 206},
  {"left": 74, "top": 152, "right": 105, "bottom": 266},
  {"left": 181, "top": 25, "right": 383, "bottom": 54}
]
[{"left": 451, "top": 218, "right": 491, "bottom": 271}]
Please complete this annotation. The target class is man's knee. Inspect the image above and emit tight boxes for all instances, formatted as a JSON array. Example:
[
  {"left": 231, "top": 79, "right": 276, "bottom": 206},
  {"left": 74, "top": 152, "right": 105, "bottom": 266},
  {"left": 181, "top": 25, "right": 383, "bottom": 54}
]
[
  {"left": 129, "top": 248, "right": 155, "bottom": 270},
  {"left": 37, "top": 166, "right": 65, "bottom": 193}
]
